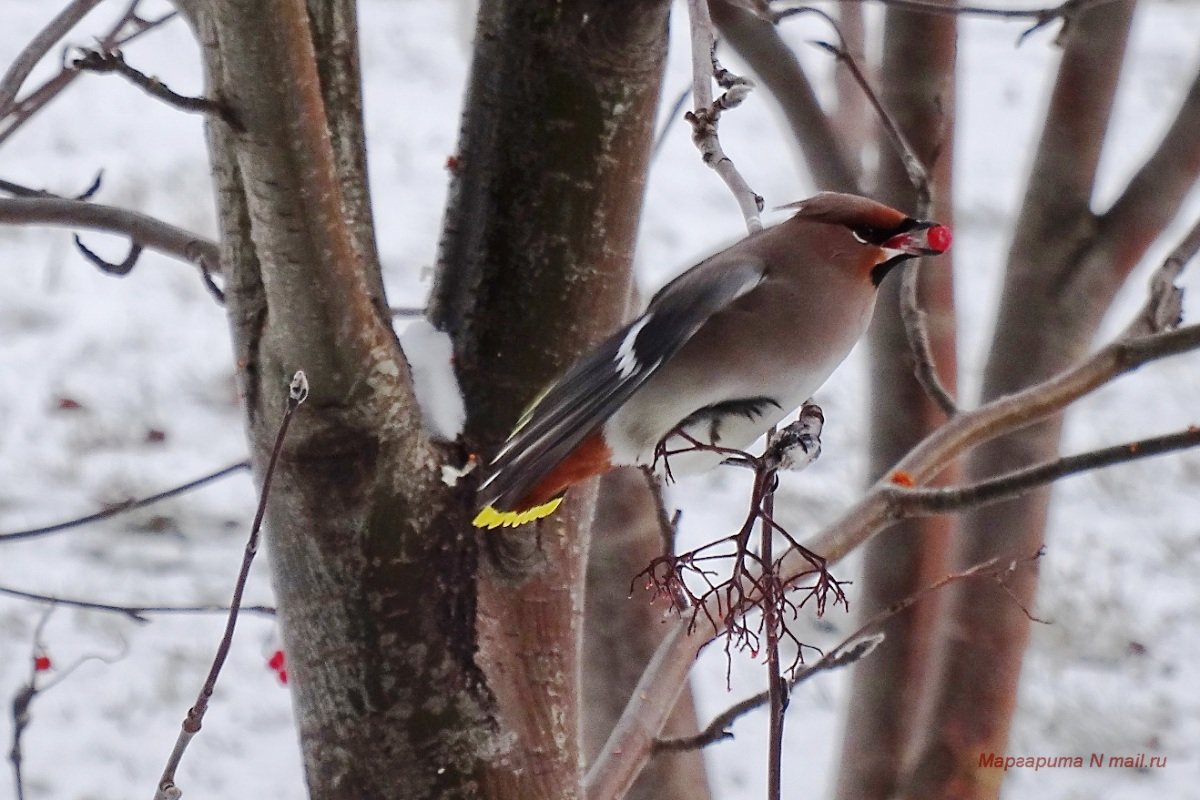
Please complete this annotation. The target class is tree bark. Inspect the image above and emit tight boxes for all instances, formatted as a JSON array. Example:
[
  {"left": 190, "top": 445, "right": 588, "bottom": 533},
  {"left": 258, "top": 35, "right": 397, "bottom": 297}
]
[
  {"left": 432, "top": 1, "right": 670, "bottom": 797},
  {"left": 190, "top": 0, "right": 669, "bottom": 797},
  {"left": 835, "top": 5, "right": 958, "bottom": 799},
  {"left": 194, "top": 2, "right": 487, "bottom": 797},
  {"left": 583, "top": 469, "right": 713, "bottom": 800},
  {"left": 896, "top": 4, "right": 1199, "bottom": 797}
]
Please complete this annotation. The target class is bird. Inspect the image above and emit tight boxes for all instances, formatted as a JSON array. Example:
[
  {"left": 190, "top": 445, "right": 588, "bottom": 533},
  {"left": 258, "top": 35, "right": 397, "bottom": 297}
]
[{"left": 472, "top": 192, "right": 951, "bottom": 529}]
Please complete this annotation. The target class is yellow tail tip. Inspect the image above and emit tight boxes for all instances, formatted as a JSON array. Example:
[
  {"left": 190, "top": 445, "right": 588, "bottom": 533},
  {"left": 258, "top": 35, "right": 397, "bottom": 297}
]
[{"left": 472, "top": 497, "right": 564, "bottom": 529}]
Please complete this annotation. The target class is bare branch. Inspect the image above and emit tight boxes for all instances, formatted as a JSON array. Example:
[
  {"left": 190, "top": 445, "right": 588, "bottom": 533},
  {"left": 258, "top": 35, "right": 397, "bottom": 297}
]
[
  {"left": 760, "top": 465, "right": 784, "bottom": 800},
  {"left": 686, "top": 0, "right": 763, "bottom": 231},
  {"left": 711, "top": 0, "right": 859, "bottom": 193},
  {"left": 0, "top": 2, "right": 178, "bottom": 146},
  {"left": 889, "top": 426, "right": 1200, "bottom": 517},
  {"left": 71, "top": 48, "right": 241, "bottom": 129},
  {"left": 900, "top": 268, "right": 959, "bottom": 416},
  {"left": 154, "top": 373, "right": 307, "bottom": 800},
  {"left": 0, "top": 196, "right": 221, "bottom": 276},
  {"left": 8, "top": 607, "right": 124, "bottom": 800},
  {"left": 0, "top": 173, "right": 102, "bottom": 200},
  {"left": 780, "top": 0, "right": 1122, "bottom": 43},
  {"left": 1096, "top": 64, "right": 1200, "bottom": 288},
  {"left": 0, "top": 461, "right": 249, "bottom": 544},
  {"left": 1124, "top": 214, "right": 1200, "bottom": 337},
  {"left": 805, "top": 31, "right": 929, "bottom": 208},
  {"left": 0, "top": 0, "right": 104, "bottom": 118},
  {"left": 0, "top": 585, "right": 276, "bottom": 623}
]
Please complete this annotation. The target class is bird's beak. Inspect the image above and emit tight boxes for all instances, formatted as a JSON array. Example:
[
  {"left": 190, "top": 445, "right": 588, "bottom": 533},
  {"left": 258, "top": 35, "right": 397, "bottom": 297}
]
[{"left": 881, "top": 222, "right": 952, "bottom": 256}]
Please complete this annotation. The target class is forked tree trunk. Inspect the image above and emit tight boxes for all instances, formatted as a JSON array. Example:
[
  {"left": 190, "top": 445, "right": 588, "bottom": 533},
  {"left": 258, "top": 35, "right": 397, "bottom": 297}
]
[
  {"left": 188, "top": 0, "right": 670, "bottom": 797},
  {"left": 900, "top": 3, "right": 1200, "bottom": 796}
]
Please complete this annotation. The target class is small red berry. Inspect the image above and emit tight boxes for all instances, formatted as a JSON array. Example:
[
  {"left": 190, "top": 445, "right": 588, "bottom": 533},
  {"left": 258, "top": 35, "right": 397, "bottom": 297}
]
[
  {"left": 267, "top": 649, "right": 285, "bottom": 671},
  {"left": 34, "top": 655, "right": 52, "bottom": 672},
  {"left": 277, "top": 669, "right": 288, "bottom": 685}
]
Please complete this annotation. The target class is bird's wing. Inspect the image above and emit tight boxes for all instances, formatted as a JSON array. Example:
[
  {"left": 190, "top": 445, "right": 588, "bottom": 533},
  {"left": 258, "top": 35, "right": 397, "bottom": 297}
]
[{"left": 477, "top": 259, "right": 765, "bottom": 510}]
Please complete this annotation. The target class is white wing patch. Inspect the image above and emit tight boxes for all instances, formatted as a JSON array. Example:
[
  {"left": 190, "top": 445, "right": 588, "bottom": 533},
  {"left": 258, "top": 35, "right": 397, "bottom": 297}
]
[{"left": 615, "top": 315, "right": 652, "bottom": 378}]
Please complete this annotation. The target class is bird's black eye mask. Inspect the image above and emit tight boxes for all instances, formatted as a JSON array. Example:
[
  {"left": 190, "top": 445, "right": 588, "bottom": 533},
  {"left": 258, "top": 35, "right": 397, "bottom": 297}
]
[{"left": 850, "top": 216, "right": 921, "bottom": 246}]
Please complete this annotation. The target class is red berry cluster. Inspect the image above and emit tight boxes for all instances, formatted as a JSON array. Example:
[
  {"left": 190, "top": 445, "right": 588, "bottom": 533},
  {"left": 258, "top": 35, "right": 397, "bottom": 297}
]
[
  {"left": 33, "top": 654, "right": 52, "bottom": 672},
  {"left": 267, "top": 649, "right": 288, "bottom": 685}
]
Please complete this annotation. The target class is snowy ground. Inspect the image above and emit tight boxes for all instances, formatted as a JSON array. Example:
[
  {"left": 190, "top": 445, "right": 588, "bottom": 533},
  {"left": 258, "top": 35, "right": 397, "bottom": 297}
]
[{"left": 2, "top": 1, "right": 1199, "bottom": 798}]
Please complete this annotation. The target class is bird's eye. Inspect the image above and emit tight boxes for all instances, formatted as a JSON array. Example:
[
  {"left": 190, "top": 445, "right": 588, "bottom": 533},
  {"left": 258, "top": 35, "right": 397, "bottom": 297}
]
[{"left": 851, "top": 226, "right": 881, "bottom": 245}]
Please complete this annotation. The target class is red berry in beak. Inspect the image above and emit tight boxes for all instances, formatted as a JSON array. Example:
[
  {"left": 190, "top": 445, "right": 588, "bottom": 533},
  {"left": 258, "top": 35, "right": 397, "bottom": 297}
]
[{"left": 926, "top": 224, "right": 952, "bottom": 254}]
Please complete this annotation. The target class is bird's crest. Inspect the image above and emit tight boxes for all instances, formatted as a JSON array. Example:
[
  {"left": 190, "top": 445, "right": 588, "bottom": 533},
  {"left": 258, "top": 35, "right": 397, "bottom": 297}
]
[{"left": 777, "top": 192, "right": 909, "bottom": 230}]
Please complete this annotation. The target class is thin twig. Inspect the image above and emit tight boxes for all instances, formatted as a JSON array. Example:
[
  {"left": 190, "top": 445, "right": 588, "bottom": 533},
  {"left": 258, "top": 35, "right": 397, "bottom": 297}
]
[
  {"left": 888, "top": 426, "right": 1200, "bottom": 517},
  {"left": 655, "top": 552, "right": 1040, "bottom": 752},
  {"left": 153, "top": 373, "right": 307, "bottom": 800},
  {"left": 0, "top": 585, "right": 275, "bottom": 623},
  {"left": 0, "top": 0, "right": 105, "bottom": 118},
  {"left": 74, "top": 234, "right": 142, "bottom": 275},
  {"left": 760, "top": 452, "right": 784, "bottom": 800},
  {"left": 7, "top": 608, "right": 52, "bottom": 800},
  {"left": 779, "top": 0, "right": 1120, "bottom": 43},
  {"left": 71, "top": 49, "right": 242, "bottom": 130},
  {"left": 653, "top": 84, "right": 692, "bottom": 159},
  {"left": 0, "top": 2, "right": 177, "bottom": 146},
  {"left": 790, "top": 10, "right": 958, "bottom": 414},
  {"left": 685, "top": 0, "right": 763, "bottom": 232},
  {"left": 0, "top": 462, "right": 249, "bottom": 543},
  {"left": 8, "top": 607, "right": 125, "bottom": 800},
  {"left": 0, "top": 173, "right": 102, "bottom": 200},
  {"left": 0, "top": 196, "right": 222, "bottom": 279},
  {"left": 900, "top": 270, "right": 959, "bottom": 416}
]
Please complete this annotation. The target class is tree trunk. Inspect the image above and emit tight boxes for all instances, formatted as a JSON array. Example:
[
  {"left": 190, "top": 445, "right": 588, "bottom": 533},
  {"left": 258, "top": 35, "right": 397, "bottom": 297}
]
[
  {"left": 898, "top": 4, "right": 1142, "bottom": 797},
  {"left": 432, "top": 1, "right": 669, "bottom": 797},
  {"left": 190, "top": 0, "right": 669, "bottom": 797},
  {"left": 833, "top": 7, "right": 958, "bottom": 800}
]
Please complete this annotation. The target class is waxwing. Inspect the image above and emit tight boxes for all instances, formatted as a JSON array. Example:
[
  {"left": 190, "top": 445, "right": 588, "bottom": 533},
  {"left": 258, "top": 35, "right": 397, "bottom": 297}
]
[{"left": 473, "top": 192, "right": 951, "bottom": 528}]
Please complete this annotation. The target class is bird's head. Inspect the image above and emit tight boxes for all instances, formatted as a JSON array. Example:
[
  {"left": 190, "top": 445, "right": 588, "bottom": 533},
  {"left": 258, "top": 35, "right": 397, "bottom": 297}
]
[{"left": 781, "top": 192, "right": 951, "bottom": 286}]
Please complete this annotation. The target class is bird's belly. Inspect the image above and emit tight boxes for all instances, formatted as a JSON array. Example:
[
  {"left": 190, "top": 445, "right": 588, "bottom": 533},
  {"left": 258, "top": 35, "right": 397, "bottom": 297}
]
[
  {"left": 602, "top": 357, "right": 835, "bottom": 473},
  {"left": 602, "top": 284, "right": 872, "bottom": 472}
]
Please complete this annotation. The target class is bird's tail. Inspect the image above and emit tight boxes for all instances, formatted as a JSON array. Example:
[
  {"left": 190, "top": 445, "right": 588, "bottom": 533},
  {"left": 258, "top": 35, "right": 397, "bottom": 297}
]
[{"left": 472, "top": 497, "right": 564, "bottom": 529}]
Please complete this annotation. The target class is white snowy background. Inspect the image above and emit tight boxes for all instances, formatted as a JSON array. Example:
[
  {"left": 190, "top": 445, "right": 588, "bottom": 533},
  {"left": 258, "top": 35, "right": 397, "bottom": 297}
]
[{"left": 2, "top": 1, "right": 1199, "bottom": 798}]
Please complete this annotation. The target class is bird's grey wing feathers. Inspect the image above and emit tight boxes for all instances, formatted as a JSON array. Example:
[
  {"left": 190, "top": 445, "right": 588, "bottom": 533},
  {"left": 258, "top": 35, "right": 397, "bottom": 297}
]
[{"left": 478, "top": 260, "right": 764, "bottom": 510}]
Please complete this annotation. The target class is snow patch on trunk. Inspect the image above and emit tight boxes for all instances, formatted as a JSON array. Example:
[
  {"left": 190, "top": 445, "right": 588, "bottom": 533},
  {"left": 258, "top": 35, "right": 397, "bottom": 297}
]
[{"left": 399, "top": 318, "right": 466, "bottom": 441}]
